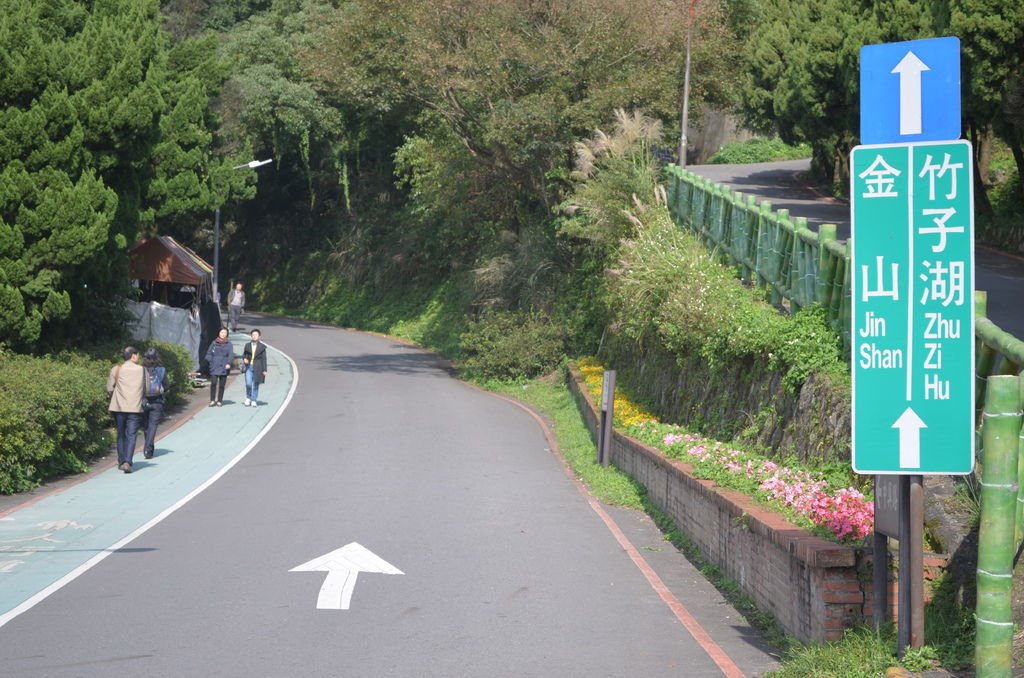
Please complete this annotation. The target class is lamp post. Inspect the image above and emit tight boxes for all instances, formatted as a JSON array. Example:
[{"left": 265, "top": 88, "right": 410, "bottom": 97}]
[
  {"left": 677, "top": 0, "right": 698, "bottom": 167},
  {"left": 213, "top": 158, "right": 272, "bottom": 306}
]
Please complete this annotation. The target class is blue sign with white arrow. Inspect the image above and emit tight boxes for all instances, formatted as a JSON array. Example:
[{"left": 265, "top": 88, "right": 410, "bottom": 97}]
[{"left": 860, "top": 37, "right": 961, "bottom": 145}]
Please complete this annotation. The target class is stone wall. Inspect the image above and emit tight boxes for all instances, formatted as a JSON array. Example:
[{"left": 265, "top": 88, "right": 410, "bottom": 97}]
[{"left": 603, "top": 337, "right": 852, "bottom": 464}]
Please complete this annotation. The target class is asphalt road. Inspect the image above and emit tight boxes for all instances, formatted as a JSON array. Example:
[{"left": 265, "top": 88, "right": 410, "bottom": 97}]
[
  {"left": 0, "top": 316, "right": 778, "bottom": 677},
  {"left": 688, "top": 159, "right": 1024, "bottom": 338}
]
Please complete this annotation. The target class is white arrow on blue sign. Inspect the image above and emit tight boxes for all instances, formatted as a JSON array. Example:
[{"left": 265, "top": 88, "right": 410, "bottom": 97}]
[{"left": 860, "top": 37, "right": 961, "bottom": 145}]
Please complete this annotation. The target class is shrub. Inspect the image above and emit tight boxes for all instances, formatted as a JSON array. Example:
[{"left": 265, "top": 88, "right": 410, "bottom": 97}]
[
  {"left": 459, "top": 310, "right": 565, "bottom": 381},
  {"left": 609, "top": 208, "right": 845, "bottom": 391},
  {"left": 0, "top": 352, "right": 111, "bottom": 494},
  {"left": 709, "top": 137, "right": 812, "bottom": 164}
]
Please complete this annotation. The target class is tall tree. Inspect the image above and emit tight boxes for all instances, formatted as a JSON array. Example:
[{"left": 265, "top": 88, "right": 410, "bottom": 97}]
[
  {"left": 305, "top": 0, "right": 739, "bottom": 279},
  {"left": 0, "top": 0, "right": 167, "bottom": 348}
]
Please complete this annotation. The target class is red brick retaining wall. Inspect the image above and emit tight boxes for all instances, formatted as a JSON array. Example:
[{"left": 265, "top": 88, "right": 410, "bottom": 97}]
[{"left": 566, "top": 366, "right": 946, "bottom": 643}]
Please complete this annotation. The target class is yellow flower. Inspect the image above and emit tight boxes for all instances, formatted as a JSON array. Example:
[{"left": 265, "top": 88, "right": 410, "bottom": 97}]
[{"left": 575, "top": 357, "right": 657, "bottom": 427}]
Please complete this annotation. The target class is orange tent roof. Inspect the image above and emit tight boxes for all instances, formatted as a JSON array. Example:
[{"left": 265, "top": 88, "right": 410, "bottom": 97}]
[{"left": 129, "top": 236, "right": 213, "bottom": 292}]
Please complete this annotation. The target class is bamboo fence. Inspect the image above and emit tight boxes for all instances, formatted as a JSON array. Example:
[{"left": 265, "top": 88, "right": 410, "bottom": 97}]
[
  {"left": 664, "top": 164, "right": 1024, "bottom": 409},
  {"left": 666, "top": 163, "right": 1024, "bottom": 668}
]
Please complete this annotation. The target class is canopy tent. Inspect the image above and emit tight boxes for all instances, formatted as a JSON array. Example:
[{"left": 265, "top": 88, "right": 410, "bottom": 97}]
[
  {"left": 129, "top": 236, "right": 214, "bottom": 300},
  {"left": 129, "top": 236, "right": 220, "bottom": 374}
]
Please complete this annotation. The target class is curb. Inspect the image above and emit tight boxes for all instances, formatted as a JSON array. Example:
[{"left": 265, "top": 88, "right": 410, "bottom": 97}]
[{"left": 0, "top": 376, "right": 235, "bottom": 520}]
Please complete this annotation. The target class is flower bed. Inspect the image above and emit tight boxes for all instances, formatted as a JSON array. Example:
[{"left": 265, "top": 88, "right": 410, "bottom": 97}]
[{"left": 576, "top": 357, "right": 873, "bottom": 543}]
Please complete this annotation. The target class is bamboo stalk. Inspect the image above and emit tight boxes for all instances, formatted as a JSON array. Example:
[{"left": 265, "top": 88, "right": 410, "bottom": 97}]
[
  {"left": 1017, "top": 376, "right": 1024, "bottom": 551},
  {"left": 817, "top": 224, "right": 838, "bottom": 309},
  {"left": 976, "top": 375, "right": 1022, "bottom": 678},
  {"left": 838, "top": 245, "right": 851, "bottom": 354}
]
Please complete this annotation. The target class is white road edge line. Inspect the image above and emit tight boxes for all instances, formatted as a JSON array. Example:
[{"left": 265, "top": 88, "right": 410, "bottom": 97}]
[{"left": 0, "top": 342, "right": 300, "bottom": 630}]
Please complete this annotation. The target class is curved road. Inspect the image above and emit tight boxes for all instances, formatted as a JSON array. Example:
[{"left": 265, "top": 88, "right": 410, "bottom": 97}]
[
  {"left": 0, "top": 317, "right": 777, "bottom": 677},
  {"left": 689, "top": 159, "right": 1024, "bottom": 338}
]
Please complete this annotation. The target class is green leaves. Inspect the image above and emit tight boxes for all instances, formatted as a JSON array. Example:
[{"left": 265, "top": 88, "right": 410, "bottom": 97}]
[
  {"left": 739, "top": 0, "right": 1024, "bottom": 191},
  {"left": 0, "top": 0, "right": 179, "bottom": 348}
]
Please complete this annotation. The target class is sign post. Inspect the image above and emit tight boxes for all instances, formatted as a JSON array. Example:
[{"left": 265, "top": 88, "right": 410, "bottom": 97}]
[{"left": 853, "top": 36, "right": 971, "bottom": 657}]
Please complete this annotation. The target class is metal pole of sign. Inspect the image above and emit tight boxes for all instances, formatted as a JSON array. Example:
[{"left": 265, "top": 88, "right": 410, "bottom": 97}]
[
  {"left": 598, "top": 370, "right": 616, "bottom": 467},
  {"left": 897, "top": 474, "right": 925, "bottom": 656},
  {"left": 897, "top": 475, "right": 911, "bottom": 656}
]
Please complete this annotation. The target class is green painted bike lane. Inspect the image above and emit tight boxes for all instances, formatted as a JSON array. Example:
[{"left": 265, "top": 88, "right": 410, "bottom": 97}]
[{"left": 0, "top": 333, "right": 297, "bottom": 627}]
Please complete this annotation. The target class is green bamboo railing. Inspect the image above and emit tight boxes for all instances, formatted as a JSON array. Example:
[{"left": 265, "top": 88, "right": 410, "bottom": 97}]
[
  {"left": 665, "top": 167, "right": 1024, "bottom": 664},
  {"left": 666, "top": 165, "right": 852, "bottom": 348},
  {"left": 975, "top": 375, "right": 1022, "bottom": 678},
  {"left": 665, "top": 165, "right": 1024, "bottom": 394}
]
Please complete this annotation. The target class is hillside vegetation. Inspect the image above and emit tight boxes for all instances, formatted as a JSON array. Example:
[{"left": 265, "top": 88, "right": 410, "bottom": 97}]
[{"left": 0, "top": 0, "right": 1020, "bottom": 487}]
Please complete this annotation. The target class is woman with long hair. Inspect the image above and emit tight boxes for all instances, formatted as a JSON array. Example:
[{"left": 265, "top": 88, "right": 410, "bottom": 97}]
[{"left": 141, "top": 347, "right": 168, "bottom": 459}]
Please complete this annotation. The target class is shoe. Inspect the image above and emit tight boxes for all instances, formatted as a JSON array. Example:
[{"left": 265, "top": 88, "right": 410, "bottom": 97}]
[
  {"left": 118, "top": 462, "right": 127, "bottom": 472},
  {"left": 125, "top": 463, "right": 132, "bottom": 474},
  {"left": 216, "top": 401, "right": 223, "bottom": 407},
  {"left": 144, "top": 451, "right": 154, "bottom": 459},
  {"left": 250, "top": 401, "right": 257, "bottom": 407},
  {"left": 120, "top": 462, "right": 132, "bottom": 473},
  {"left": 209, "top": 401, "right": 216, "bottom": 407},
  {"left": 244, "top": 398, "right": 251, "bottom": 406}
]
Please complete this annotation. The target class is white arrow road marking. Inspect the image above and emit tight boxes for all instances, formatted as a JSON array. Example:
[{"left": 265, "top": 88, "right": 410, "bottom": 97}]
[
  {"left": 290, "top": 542, "right": 404, "bottom": 610},
  {"left": 891, "top": 51, "right": 930, "bottom": 136},
  {"left": 892, "top": 407, "right": 927, "bottom": 468}
]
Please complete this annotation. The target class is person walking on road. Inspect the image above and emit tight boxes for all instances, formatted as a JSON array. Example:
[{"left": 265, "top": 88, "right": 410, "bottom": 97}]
[
  {"left": 141, "top": 348, "right": 168, "bottom": 459},
  {"left": 242, "top": 328, "right": 267, "bottom": 407},
  {"left": 107, "top": 347, "right": 144, "bottom": 474},
  {"left": 227, "top": 281, "right": 245, "bottom": 332},
  {"left": 205, "top": 327, "right": 233, "bottom": 407}
]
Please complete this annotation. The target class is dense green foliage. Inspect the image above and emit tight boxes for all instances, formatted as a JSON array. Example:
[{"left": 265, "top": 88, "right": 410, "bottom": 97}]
[
  {"left": 708, "top": 137, "right": 812, "bottom": 164},
  {"left": 459, "top": 311, "right": 565, "bottom": 381},
  {"left": 0, "top": 0, "right": 260, "bottom": 350},
  {"left": 606, "top": 204, "right": 845, "bottom": 392},
  {"left": 0, "top": 351, "right": 111, "bottom": 493},
  {"left": 0, "top": 0, "right": 159, "bottom": 348},
  {"left": 1, "top": 5, "right": 1002, "bottom": 670},
  {"left": 740, "top": 0, "right": 1024, "bottom": 206}
]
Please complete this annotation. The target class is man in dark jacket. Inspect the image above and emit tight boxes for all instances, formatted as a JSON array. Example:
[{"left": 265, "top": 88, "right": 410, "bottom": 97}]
[{"left": 242, "top": 328, "right": 267, "bottom": 407}]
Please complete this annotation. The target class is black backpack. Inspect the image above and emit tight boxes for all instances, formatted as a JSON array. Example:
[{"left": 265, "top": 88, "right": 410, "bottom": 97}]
[{"left": 145, "top": 366, "right": 165, "bottom": 397}]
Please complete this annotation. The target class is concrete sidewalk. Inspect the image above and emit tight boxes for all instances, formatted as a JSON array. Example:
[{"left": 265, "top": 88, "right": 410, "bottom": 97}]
[{"left": 0, "top": 332, "right": 295, "bottom": 627}]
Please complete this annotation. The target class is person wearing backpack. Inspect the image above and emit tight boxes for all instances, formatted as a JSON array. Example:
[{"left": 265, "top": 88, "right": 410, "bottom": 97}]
[{"left": 141, "top": 347, "right": 168, "bottom": 460}]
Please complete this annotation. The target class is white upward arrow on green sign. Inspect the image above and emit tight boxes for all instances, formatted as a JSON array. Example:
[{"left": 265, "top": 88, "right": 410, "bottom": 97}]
[{"left": 851, "top": 139, "right": 975, "bottom": 475}]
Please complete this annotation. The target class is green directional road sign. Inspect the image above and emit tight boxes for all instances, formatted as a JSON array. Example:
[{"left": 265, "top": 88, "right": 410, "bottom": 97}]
[{"left": 851, "top": 139, "right": 975, "bottom": 475}]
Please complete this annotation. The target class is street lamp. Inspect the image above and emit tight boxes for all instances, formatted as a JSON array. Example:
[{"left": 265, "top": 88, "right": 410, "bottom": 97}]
[
  {"left": 213, "top": 158, "right": 272, "bottom": 306},
  {"left": 677, "top": 0, "right": 697, "bottom": 168}
]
